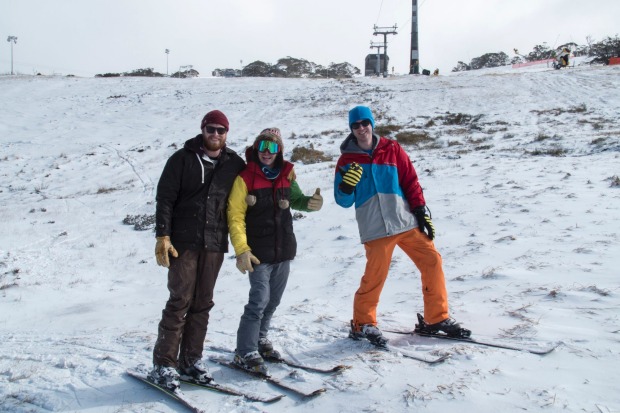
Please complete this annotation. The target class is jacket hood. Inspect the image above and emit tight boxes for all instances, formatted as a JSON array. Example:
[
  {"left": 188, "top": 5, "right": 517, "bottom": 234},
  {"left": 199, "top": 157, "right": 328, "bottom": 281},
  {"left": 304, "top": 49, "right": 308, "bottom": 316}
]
[
  {"left": 340, "top": 133, "right": 380, "bottom": 154},
  {"left": 183, "top": 135, "right": 203, "bottom": 154}
]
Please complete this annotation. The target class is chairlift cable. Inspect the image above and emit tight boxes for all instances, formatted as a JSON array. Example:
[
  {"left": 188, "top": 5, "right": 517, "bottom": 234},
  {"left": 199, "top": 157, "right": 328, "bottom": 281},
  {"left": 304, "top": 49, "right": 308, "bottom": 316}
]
[{"left": 375, "top": 0, "right": 384, "bottom": 25}]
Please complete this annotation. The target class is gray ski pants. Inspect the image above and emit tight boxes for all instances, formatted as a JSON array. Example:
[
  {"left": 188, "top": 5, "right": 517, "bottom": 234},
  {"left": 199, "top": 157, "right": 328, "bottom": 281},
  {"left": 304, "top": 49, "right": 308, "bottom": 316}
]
[{"left": 236, "top": 261, "right": 290, "bottom": 356}]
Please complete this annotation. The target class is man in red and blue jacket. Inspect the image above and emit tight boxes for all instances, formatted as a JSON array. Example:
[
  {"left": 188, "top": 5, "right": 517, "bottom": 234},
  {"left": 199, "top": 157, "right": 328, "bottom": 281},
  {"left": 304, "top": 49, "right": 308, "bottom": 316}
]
[{"left": 334, "top": 105, "right": 470, "bottom": 347}]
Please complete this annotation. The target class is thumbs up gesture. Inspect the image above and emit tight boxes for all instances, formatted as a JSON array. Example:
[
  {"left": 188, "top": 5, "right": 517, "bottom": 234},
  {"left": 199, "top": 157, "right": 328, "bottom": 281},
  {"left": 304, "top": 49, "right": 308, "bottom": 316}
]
[{"left": 307, "top": 188, "right": 323, "bottom": 211}]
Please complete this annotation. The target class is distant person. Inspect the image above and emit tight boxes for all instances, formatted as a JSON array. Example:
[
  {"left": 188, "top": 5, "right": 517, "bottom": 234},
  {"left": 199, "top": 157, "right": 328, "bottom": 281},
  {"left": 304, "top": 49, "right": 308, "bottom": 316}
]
[
  {"left": 333, "top": 105, "right": 470, "bottom": 347},
  {"left": 150, "top": 110, "right": 245, "bottom": 390},
  {"left": 228, "top": 127, "right": 323, "bottom": 373},
  {"left": 559, "top": 47, "right": 570, "bottom": 67},
  {"left": 433, "top": 68, "right": 439, "bottom": 76}
]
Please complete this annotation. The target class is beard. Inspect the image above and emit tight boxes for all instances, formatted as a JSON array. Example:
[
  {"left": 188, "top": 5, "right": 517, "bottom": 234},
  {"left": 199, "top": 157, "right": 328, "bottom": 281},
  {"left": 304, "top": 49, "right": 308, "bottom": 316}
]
[{"left": 203, "top": 135, "right": 226, "bottom": 152}]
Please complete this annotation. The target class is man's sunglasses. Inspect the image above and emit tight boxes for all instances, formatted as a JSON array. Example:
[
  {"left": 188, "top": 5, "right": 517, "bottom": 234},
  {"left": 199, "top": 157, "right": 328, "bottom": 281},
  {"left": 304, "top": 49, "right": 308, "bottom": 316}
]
[
  {"left": 351, "top": 119, "right": 372, "bottom": 130},
  {"left": 205, "top": 125, "right": 227, "bottom": 135},
  {"left": 257, "top": 140, "right": 280, "bottom": 154}
]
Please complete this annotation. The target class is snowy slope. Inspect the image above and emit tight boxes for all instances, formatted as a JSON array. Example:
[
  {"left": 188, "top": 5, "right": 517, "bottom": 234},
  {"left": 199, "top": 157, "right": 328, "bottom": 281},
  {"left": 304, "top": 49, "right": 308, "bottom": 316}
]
[{"left": 1, "top": 64, "right": 619, "bottom": 413}]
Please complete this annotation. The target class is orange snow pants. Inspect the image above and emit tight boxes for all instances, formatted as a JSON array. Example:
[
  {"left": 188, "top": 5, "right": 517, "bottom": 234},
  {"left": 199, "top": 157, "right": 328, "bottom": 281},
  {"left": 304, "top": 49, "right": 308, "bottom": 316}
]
[{"left": 352, "top": 228, "right": 449, "bottom": 329}]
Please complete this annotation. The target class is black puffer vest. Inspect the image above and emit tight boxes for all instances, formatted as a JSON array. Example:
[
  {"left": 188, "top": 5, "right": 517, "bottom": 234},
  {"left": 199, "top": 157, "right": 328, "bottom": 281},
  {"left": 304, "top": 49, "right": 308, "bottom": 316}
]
[{"left": 239, "top": 149, "right": 296, "bottom": 263}]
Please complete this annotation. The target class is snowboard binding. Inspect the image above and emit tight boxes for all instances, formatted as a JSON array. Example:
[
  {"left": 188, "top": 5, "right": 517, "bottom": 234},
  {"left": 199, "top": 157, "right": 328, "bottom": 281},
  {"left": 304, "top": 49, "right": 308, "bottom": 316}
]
[{"left": 415, "top": 313, "right": 472, "bottom": 338}]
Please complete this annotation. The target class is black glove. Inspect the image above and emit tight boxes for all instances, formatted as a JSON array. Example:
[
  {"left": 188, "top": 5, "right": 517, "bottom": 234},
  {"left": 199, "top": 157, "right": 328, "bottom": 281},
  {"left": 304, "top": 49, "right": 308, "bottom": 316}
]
[
  {"left": 413, "top": 206, "right": 435, "bottom": 240},
  {"left": 339, "top": 162, "right": 363, "bottom": 194}
]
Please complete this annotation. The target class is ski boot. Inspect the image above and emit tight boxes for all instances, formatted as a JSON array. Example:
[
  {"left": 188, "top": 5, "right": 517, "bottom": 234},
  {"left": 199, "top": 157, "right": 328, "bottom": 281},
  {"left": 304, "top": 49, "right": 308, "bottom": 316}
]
[
  {"left": 349, "top": 320, "right": 389, "bottom": 348},
  {"left": 258, "top": 337, "right": 282, "bottom": 360},
  {"left": 179, "top": 359, "right": 213, "bottom": 384},
  {"left": 415, "top": 313, "right": 471, "bottom": 338},
  {"left": 149, "top": 365, "right": 181, "bottom": 391},
  {"left": 233, "top": 351, "right": 269, "bottom": 375}
]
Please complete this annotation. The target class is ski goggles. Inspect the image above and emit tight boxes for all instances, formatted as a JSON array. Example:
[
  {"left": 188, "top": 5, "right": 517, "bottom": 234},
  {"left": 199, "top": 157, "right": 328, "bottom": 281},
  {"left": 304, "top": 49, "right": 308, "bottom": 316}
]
[
  {"left": 257, "top": 140, "right": 280, "bottom": 154},
  {"left": 351, "top": 119, "right": 372, "bottom": 130}
]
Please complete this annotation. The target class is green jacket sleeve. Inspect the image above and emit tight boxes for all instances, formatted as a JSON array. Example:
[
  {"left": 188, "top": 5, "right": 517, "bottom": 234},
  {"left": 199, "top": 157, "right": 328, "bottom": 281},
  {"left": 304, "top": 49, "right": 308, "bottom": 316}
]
[{"left": 289, "top": 180, "right": 314, "bottom": 212}]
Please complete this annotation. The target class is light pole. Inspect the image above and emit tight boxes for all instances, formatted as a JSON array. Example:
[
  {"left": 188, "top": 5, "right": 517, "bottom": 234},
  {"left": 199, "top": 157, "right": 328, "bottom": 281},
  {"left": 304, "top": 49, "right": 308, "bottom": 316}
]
[
  {"left": 7, "top": 36, "right": 17, "bottom": 75},
  {"left": 165, "top": 49, "right": 170, "bottom": 76}
]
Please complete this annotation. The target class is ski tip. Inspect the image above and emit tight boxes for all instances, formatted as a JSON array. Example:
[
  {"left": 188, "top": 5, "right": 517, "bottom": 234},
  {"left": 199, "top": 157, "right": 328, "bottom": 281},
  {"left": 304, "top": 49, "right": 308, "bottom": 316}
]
[
  {"left": 303, "top": 388, "right": 327, "bottom": 398},
  {"left": 433, "top": 354, "right": 452, "bottom": 363},
  {"left": 531, "top": 342, "right": 562, "bottom": 355},
  {"left": 266, "top": 394, "right": 286, "bottom": 403}
]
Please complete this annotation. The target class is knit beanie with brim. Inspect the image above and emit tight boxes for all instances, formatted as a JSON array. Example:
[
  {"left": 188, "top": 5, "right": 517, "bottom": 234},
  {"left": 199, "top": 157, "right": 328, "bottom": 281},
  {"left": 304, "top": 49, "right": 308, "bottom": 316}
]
[{"left": 254, "top": 127, "right": 283, "bottom": 150}]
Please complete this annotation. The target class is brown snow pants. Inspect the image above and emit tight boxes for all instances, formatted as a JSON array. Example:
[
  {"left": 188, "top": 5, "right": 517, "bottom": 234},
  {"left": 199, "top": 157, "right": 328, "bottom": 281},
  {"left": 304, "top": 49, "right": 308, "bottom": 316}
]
[
  {"left": 352, "top": 228, "right": 450, "bottom": 330},
  {"left": 153, "top": 248, "right": 224, "bottom": 368}
]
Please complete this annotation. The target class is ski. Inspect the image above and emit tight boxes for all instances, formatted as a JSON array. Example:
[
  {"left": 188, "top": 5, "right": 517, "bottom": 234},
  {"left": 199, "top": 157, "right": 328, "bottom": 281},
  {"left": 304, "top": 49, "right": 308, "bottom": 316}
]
[
  {"left": 180, "top": 377, "right": 284, "bottom": 403},
  {"left": 385, "top": 345, "right": 451, "bottom": 364},
  {"left": 208, "top": 345, "right": 350, "bottom": 374},
  {"left": 405, "top": 330, "right": 559, "bottom": 355},
  {"left": 262, "top": 353, "right": 351, "bottom": 373},
  {"left": 384, "top": 314, "right": 559, "bottom": 356},
  {"left": 351, "top": 339, "right": 450, "bottom": 364},
  {"left": 209, "top": 356, "right": 327, "bottom": 399},
  {"left": 127, "top": 368, "right": 283, "bottom": 405},
  {"left": 348, "top": 325, "right": 449, "bottom": 364},
  {"left": 127, "top": 369, "right": 204, "bottom": 413}
]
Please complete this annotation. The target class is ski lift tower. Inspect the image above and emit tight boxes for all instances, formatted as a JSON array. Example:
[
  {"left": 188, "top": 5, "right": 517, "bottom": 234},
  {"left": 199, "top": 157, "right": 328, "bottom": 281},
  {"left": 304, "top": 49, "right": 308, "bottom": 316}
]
[
  {"left": 370, "top": 42, "right": 385, "bottom": 76},
  {"left": 7, "top": 36, "right": 17, "bottom": 75},
  {"left": 409, "top": 0, "right": 419, "bottom": 74},
  {"left": 165, "top": 49, "right": 170, "bottom": 76},
  {"left": 373, "top": 25, "right": 397, "bottom": 78}
]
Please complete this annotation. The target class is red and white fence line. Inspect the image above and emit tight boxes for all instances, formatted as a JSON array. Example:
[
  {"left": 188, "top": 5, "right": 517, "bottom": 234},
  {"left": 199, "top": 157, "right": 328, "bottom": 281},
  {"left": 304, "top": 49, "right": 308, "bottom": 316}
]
[{"left": 512, "top": 58, "right": 556, "bottom": 69}]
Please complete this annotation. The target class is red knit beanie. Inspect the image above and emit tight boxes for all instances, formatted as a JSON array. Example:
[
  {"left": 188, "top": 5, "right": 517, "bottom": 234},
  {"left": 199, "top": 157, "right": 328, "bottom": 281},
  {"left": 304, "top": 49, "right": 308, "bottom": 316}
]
[{"left": 200, "top": 110, "right": 229, "bottom": 131}]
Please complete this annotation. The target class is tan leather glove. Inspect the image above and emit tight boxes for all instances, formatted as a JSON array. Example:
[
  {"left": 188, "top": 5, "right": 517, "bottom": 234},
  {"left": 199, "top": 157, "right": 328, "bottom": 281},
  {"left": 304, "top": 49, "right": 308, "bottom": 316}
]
[
  {"left": 236, "top": 251, "right": 260, "bottom": 274},
  {"left": 155, "top": 236, "right": 178, "bottom": 267},
  {"left": 307, "top": 188, "right": 323, "bottom": 211}
]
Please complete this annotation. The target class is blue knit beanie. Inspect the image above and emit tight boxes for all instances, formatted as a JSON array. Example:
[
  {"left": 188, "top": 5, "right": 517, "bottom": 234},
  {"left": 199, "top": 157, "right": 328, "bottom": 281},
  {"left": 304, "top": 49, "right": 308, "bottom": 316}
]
[{"left": 348, "top": 106, "right": 375, "bottom": 130}]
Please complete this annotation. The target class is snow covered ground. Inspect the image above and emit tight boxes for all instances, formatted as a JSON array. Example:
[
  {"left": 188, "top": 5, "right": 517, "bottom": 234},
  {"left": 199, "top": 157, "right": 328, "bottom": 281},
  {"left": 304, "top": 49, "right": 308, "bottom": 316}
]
[{"left": 1, "top": 62, "right": 619, "bottom": 413}]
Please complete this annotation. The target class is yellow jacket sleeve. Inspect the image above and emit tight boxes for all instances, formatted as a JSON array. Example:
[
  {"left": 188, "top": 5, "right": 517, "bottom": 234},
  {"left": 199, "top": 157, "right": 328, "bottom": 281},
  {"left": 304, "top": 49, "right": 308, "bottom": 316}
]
[{"left": 227, "top": 176, "right": 251, "bottom": 256}]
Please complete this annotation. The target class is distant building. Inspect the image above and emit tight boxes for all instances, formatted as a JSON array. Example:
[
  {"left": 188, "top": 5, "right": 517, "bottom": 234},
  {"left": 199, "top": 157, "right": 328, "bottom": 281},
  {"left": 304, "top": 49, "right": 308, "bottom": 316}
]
[
  {"left": 365, "top": 54, "right": 389, "bottom": 76},
  {"left": 212, "top": 68, "right": 241, "bottom": 77}
]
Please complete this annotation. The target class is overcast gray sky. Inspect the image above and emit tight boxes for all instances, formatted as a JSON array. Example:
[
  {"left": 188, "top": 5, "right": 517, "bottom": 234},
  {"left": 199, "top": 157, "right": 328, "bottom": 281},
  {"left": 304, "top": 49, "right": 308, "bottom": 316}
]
[{"left": 2, "top": 0, "right": 618, "bottom": 77}]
